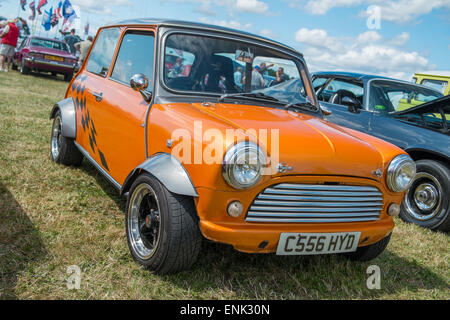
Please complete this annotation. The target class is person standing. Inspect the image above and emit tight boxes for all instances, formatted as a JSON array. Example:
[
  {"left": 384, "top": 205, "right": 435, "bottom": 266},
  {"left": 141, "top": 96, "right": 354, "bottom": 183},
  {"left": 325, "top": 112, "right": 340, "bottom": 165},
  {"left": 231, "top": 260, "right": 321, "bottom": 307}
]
[
  {"left": 62, "top": 29, "right": 79, "bottom": 54},
  {"left": 0, "top": 20, "right": 20, "bottom": 72},
  {"left": 251, "top": 65, "right": 265, "bottom": 91},
  {"left": 74, "top": 36, "right": 93, "bottom": 65},
  {"left": 275, "top": 67, "right": 288, "bottom": 84},
  {"left": 234, "top": 66, "right": 243, "bottom": 89}
]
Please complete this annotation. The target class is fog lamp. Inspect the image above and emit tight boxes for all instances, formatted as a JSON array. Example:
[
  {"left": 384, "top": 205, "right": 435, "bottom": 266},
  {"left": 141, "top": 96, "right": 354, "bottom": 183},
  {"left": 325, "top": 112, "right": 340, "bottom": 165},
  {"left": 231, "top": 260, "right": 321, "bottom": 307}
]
[
  {"left": 388, "top": 203, "right": 401, "bottom": 217},
  {"left": 227, "top": 201, "right": 244, "bottom": 218}
]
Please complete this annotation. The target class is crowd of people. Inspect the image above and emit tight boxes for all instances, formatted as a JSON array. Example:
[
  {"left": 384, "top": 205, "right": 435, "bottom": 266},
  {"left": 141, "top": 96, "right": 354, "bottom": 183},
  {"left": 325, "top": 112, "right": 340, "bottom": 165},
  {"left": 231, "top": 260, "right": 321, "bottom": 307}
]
[
  {"left": 0, "top": 19, "right": 20, "bottom": 72},
  {"left": 233, "top": 61, "right": 289, "bottom": 91},
  {"left": 0, "top": 18, "right": 92, "bottom": 73}
]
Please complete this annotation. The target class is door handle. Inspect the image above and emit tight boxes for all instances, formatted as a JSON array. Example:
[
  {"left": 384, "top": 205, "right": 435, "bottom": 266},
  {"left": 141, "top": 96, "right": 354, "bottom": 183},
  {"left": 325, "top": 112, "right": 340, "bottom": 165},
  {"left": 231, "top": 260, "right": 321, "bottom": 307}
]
[{"left": 92, "top": 92, "right": 103, "bottom": 102}]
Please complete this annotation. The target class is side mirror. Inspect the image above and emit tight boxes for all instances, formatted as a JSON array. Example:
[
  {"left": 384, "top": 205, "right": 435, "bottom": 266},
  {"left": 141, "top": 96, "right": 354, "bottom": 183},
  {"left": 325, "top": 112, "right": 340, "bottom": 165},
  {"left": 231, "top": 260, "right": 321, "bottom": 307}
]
[
  {"left": 130, "top": 73, "right": 152, "bottom": 103},
  {"left": 342, "top": 96, "right": 361, "bottom": 114}
]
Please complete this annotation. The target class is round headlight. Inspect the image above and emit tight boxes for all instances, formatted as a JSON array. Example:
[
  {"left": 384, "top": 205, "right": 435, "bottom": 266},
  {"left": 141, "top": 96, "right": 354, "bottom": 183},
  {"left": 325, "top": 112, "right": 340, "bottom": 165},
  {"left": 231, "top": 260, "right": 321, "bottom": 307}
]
[
  {"left": 223, "top": 142, "right": 265, "bottom": 189},
  {"left": 386, "top": 155, "right": 416, "bottom": 192}
]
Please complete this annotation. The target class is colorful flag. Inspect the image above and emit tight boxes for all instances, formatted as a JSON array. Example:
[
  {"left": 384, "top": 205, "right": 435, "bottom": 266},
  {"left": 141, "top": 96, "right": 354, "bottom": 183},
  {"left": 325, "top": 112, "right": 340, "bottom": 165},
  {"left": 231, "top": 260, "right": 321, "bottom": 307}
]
[
  {"left": 20, "top": 0, "right": 27, "bottom": 11},
  {"left": 84, "top": 22, "right": 89, "bottom": 35},
  {"left": 62, "top": 0, "right": 76, "bottom": 21},
  {"left": 37, "top": 0, "right": 47, "bottom": 15},
  {"left": 29, "top": 1, "right": 36, "bottom": 21},
  {"left": 57, "top": 1, "right": 63, "bottom": 18},
  {"left": 50, "top": 11, "right": 59, "bottom": 28},
  {"left": 42, "top": 6, "right": 52, "bottom": 31}
]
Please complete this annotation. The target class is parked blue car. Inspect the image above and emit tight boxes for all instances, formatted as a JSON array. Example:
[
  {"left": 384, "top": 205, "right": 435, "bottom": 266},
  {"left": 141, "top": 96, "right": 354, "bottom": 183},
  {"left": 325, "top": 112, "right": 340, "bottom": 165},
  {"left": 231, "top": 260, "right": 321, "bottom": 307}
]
[{"left": 312, "top": 71, "right": 450, "bottom": 232}]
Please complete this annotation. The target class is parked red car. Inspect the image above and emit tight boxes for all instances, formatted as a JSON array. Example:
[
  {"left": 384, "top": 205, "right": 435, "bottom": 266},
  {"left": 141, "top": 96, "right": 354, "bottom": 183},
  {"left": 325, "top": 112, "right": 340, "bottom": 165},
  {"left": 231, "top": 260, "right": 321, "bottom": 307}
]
[{"left": 13, "top": 36, "right": 78, "bottom": 81}]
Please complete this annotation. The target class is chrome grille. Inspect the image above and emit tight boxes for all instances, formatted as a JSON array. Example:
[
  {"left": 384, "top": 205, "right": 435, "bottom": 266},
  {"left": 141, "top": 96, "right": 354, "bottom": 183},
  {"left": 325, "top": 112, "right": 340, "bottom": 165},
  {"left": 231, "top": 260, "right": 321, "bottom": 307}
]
[{"left": 246, "top": 183, "right": 383, "bottom": 223}]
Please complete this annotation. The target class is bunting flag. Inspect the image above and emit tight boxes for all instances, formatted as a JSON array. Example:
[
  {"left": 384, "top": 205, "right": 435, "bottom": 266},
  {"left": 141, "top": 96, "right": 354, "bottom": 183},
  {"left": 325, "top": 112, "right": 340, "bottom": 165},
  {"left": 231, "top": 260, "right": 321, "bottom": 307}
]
[
  {"left": 20, "top": 0, "right": 27, "bottom": 11},
  {"left": 56, "top": 1, "right": 63, "bottom": 18},
  {"left": 62, "top": 0, "right": 76, "bottom": 22},
  {"left": 37, "top": 0, "right": 47, "bottom": 15},
  {"left": 50, "top": 11, "right": 59, "bottom": 28},
  {"left": 84, "top": 22, "right": 89, "bottom": 35},
  {"left": 42, "top": 6, "right": 52, "bottom": 31},
  {"left": 29, "top": 1, "right": 36, "bottom": 21}
]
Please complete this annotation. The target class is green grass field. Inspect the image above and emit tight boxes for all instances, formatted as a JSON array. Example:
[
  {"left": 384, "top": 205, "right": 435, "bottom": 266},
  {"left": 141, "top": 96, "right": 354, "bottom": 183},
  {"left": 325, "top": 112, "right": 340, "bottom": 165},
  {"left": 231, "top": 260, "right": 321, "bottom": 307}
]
[{"left": 0, "top": 70, "right": 448, "bottom": 300}]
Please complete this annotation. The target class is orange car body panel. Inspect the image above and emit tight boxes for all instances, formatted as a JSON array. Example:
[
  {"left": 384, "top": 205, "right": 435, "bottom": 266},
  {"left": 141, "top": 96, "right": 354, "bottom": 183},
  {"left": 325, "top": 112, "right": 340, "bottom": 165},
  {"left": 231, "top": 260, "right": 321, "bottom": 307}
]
[{"left": 66, "top": 24, "right": 407, "bottom": 254}]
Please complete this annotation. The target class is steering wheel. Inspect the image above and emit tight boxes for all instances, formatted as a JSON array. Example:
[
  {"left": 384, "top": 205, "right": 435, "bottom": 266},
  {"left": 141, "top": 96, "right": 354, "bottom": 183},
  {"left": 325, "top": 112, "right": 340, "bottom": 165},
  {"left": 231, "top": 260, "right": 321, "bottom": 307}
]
[{"left": 329, "top": 89, "right": 361, "bottom": 107}]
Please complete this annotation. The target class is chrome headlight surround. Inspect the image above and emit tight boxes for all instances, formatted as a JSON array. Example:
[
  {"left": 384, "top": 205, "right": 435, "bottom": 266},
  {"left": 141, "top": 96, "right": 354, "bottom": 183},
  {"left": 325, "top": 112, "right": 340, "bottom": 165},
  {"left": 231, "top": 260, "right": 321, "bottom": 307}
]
[
  {"left": 222, "top": 142, "right": 266, "bottom": 190},
  {"left": 386, "top": 154, "right": 416, "bottom": 193}
]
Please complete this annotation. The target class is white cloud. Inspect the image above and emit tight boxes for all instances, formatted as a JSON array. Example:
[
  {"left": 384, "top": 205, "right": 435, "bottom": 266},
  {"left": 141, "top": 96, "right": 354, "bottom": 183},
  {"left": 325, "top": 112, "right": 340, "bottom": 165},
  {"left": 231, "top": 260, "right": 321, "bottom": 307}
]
[
  {"left": 295, "top": 28, "right": 431, "bottom": 80},
  {"left": 72, "top": 0, "right": 130, "bottom": 15},
  {"left": 199, "top": 17, "right": 252, "bottom": 29},
  {"left": 160, "top": 0, "right": 270, "bottom": 16},
  {"left": 235, "top": 0, "right": 269, "bottom": 14},
  {"left": 389, "top": 32, "right": 410, "bottom": 46},
  {"left": 288, "top": 0, "right": 450, "bottom": 23},
  {"left": 357, "top": 31, "right": 381, "bottom": 43},
  {"left": 260, "top": 29, "right": 277, "bottom": 39}
]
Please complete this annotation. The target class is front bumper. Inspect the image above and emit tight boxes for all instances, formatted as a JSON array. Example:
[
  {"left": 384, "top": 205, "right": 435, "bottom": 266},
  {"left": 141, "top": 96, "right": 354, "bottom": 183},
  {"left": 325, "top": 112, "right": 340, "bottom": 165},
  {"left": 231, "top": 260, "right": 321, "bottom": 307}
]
[
  {"left": 195, "top": 175, "right": 403, "bottom": 253},
  {"left": 24, "top": 57, "right": 76, "bottom": 73}
]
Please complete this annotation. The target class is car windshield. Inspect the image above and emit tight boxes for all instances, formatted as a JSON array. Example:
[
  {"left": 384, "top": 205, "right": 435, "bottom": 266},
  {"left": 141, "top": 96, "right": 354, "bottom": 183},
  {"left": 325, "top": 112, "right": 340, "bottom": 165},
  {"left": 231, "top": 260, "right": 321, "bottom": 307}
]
[
  {"left": 368, "top": 80, "right": 443, "bottom": 113},
  {"left": 163, "top": 33, "right": 313, "bottom": 107},
  {"left": 420, "top": 79, "right": 448, "bottom": 94},
  {"left": 30, "top": 38, "right": 69, "bottom": 52}
]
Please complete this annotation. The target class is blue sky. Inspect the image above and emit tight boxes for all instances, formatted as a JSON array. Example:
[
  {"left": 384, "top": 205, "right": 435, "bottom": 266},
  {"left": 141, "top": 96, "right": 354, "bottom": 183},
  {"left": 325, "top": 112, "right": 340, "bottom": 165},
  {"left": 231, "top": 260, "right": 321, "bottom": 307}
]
[{"left": 1, "top": 0, "right": 449, "bottom": 79}]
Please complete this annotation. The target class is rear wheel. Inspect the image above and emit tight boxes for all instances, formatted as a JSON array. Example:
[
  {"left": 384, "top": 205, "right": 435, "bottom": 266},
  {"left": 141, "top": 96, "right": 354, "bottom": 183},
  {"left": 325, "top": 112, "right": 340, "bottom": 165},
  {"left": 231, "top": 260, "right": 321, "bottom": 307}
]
[
  {"left": 20, "top": 58, "right": 29, "bottom": 75},
  {"left": 125, "top": 173, "right": 202, "bottom": 274},
  {"left": 50, "top": 110, "right": 83, "bottom": 166},
  {"left": 400, "top": 160, "right": 450, "bottom": 232},
  {"left": 64, "top": 73, "right": 73, "bottom": 82},
  {"left": 344, "top": 234, "right": 391, "bottom": 262}
]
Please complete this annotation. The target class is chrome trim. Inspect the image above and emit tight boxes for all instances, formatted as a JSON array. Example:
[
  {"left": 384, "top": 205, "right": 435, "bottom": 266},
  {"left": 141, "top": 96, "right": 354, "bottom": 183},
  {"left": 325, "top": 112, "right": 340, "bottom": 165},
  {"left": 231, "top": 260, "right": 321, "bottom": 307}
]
[
  {"left": 404, "top": 172, "right": 444, "bottom": 221},
  {"left": 246, "top": 183, "right": 384, "bottom": 223},
  {"left": 386, "top": 154, "right": 416, "bottom": 192},
  {"left": 27, "top": 58, "right": 74, "bottom": 69},
  {"left": 74, "top": 141, "right": 122, "bottom": 190}
]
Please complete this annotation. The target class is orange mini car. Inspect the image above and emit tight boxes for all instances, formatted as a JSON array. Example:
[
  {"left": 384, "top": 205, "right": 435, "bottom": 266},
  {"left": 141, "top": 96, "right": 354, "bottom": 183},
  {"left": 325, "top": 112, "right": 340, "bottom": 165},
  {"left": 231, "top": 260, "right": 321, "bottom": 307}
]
[{"left": 50, "top": 19, "right": 416, "bottom": 274}]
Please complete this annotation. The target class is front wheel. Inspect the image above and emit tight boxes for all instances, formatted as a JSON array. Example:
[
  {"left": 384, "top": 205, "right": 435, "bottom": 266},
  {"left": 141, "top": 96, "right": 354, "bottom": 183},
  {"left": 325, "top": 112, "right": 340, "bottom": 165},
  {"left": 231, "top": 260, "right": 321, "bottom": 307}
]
[
  {"left": 125, "top": 173, "right": 202, "bottom": 274},
  {"left": 344, "top": 234, "right": 391, "bottom": 262},
  {"left": 400, "top": 160, "right": 450, "bottom": 232}
]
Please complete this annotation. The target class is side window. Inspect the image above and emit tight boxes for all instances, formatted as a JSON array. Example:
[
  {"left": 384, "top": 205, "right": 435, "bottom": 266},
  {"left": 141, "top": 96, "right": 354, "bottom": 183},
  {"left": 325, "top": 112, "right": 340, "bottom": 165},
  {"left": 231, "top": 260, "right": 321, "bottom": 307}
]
[
  {"left": 111, "top": 31, "right": 155, "bottom": 87},
  {"left": 86, "top": 28, "right": 120, "bottom": 77}
]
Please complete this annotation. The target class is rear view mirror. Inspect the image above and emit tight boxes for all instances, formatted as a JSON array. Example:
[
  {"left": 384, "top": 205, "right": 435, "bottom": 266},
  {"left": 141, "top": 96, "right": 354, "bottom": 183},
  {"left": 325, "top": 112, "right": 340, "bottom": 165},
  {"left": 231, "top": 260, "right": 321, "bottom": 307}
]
[
  {"left": 342, "top": 96, "right": 361, "bottom": 114},
  {"left": 130, "top": 73, "right": 152, "bottom": 103},
  {"left": 236, "top": 49, "right": 254, "bottom": 64}
]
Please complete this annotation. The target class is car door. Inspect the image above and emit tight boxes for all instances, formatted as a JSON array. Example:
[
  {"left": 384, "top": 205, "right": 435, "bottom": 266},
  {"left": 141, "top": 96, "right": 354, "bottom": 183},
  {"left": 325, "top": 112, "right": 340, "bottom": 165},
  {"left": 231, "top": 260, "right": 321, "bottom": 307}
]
[{"left": 82, "top": 28, "right": 156, "bottom": 186}]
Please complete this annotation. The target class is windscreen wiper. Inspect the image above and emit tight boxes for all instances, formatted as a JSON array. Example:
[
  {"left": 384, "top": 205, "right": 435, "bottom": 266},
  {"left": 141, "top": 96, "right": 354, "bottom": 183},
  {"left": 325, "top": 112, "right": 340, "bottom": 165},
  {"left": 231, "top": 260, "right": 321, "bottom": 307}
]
[
  {"left": 283, "top": 102, "right": 320, "bottom": 113},
  {"left": 218, "top": 92, "right": 281, "bottom": 103}
]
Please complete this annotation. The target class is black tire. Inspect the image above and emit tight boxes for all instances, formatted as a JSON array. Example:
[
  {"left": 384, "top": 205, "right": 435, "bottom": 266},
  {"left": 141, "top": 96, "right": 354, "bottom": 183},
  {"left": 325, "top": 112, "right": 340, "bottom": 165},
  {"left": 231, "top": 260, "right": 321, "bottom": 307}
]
[
  {"left": 11, "top": 63, "right": 18, "bottom": 70},
  {"left": 64, "top": 73, "right": 73, "bottom": 82},
  {"left": 344, "top": 234, "right": 391, "bottom": 262},
  {"left": 50, "top": 110, "right": 83, "bottom": 166},
  {"left": 125, "top": 173, "right": 202, "bottom": 275},
  {"left": 400, "top": 160, "right": 450, "bottom": 232},
  {"left": 20, "top": 58, "right": 29, "bottom": 75}
]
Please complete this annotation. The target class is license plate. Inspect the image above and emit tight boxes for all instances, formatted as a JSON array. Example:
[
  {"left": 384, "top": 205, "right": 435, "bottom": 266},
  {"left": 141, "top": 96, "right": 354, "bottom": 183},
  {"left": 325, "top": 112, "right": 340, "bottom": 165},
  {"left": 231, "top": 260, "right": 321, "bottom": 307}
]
[
  {"left": 276, "top": 232, "right": 361, "bottom": 255},
  {"left": 45, "top": 55, "right": 63, "bottom": 62}
]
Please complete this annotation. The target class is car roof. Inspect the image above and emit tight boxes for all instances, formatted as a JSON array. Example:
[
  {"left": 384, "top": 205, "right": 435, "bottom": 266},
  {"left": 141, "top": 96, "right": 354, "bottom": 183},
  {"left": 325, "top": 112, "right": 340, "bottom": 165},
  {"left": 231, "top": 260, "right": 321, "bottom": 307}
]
[
  {"left": 414, "top": 70, "right": 450, "bottom": 78},
  {"left": 312, "top": 71, "right": 394, "bottom": 82},
  {"left": 105, "top": 18, "right": 301, "bottom": 57},
  {"left": 29, "top": 36, "right": 65, "bottom": 43}
]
